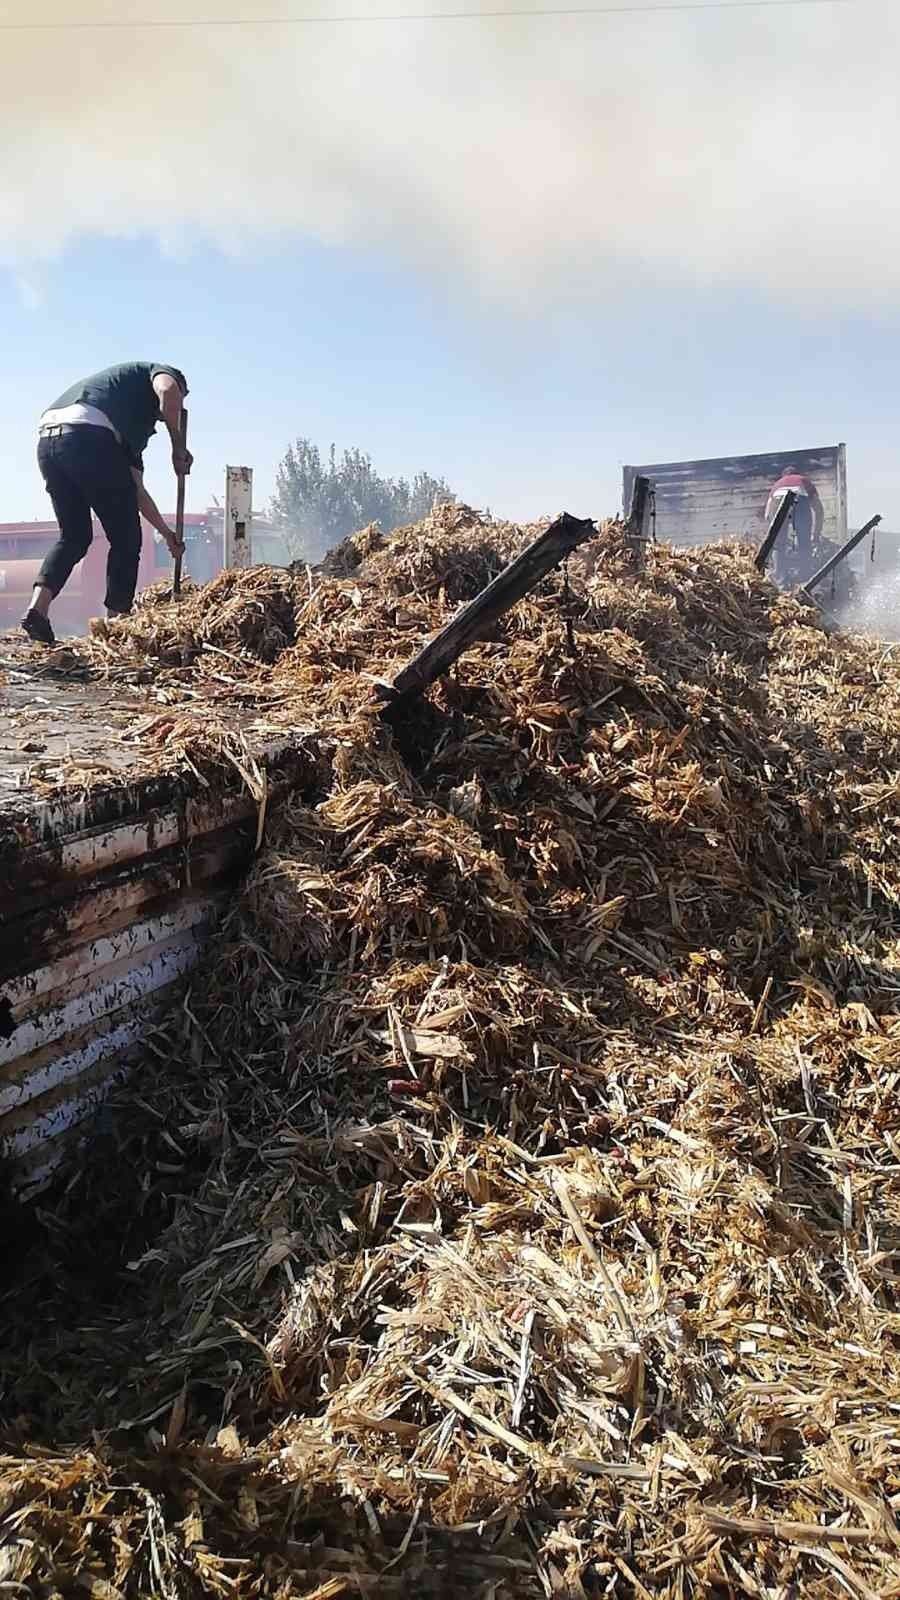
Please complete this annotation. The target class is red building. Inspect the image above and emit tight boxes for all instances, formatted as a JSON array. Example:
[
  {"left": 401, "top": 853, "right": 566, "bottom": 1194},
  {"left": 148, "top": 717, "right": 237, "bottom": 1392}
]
[{"left": 0, "top": 513, "right": 223, "bottom": 637}]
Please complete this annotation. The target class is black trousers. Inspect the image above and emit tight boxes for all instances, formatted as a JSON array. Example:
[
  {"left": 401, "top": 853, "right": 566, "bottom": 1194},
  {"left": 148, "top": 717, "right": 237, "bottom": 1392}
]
[
  {"left": 791, "top": 497, "right": 813, "bottom": 556},
  {"left": 37, "top": 426, "right": 142, "bottom": 614}
]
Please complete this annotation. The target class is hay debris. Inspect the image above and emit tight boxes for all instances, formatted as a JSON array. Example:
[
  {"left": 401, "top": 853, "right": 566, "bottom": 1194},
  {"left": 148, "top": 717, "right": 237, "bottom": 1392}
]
[
  {"left": 361, "top": 502, "right": 547, "bottom": 602},
  {"left": 315, "top": 520, "right": 388, "bottom": 578},
  {"left": 3, "top": 509, "right": 900, "bottom": 1598},
  {"left": 90, "top": 566, "right": 303, "bottom": 668}
]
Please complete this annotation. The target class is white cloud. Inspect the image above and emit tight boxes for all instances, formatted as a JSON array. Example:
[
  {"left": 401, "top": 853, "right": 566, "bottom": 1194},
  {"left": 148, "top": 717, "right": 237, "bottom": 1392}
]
[
  {"left": 14, "top": 273, "right": 44, "bottom": 310},
  {"left": 1, "top": 0, "right": 898, "bottom": 311}
]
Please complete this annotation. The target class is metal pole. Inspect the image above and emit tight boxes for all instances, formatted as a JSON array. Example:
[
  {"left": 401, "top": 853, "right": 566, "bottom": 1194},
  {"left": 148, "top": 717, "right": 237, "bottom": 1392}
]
[
  {"left": 754, "top": 489, "right": 796, "bottom": 573},
  {"left": 801, "top": 514, "right": 882, "bottom": 599}
]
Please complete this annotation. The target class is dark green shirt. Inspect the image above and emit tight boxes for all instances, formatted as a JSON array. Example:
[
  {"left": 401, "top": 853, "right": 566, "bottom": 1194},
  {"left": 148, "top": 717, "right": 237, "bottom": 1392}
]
[{"left": 47, "top": 362, "right": 183, "bottom": 469}]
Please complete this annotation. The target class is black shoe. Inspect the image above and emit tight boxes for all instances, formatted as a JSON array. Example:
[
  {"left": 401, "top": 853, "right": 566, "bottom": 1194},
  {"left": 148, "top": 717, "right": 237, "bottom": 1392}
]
[{"left": 21, "top": 609, "right": 55, "bottom": 646}]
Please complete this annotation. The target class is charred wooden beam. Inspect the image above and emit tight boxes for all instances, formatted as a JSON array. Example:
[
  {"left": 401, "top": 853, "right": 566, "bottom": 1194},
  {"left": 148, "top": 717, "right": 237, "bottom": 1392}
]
[
  {"left": 801, "top": 514, "right": 881, "bottom": 599},
  {"left": 377, "top": 512, "right": 596, "bottom": 708},
  {"left": 754, "top": 490, "right": 797, "bottom": 573}
]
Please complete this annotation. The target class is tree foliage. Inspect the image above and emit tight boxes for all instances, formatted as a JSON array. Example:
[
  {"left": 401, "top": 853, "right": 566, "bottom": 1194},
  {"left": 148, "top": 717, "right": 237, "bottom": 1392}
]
[{"left": 270, "top": 439, "right": 456, "bottom": 562}]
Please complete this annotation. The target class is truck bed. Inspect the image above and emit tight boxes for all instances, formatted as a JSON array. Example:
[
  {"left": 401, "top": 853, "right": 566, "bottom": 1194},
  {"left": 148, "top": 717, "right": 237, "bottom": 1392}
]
[
  {"left": 0, "top": 631, "right": 306, "bottom": 842},
  {"left": 0, "top": 630, "right": 322, "bottom": 1191},
  {"left": 1, "top": 637, "right": 152, "bottom": 814}
]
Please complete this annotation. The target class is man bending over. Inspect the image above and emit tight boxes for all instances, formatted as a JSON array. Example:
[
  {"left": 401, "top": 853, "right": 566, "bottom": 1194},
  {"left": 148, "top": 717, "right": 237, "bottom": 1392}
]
[{"left": 23, "top": 361, "right": 193, "bottom": 645}]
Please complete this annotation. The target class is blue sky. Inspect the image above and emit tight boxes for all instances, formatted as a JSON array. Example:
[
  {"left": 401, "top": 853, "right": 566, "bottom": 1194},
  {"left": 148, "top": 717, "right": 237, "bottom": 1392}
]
[
  {"left": 3, "top": 1, "right": 900, "bottom": 530},
  {"left": 3, "top": 233, "right": 899, "bottom": 529}
]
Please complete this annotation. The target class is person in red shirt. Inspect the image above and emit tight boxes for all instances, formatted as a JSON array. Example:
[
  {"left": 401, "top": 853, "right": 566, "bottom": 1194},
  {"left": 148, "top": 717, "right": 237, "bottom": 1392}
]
[{"left": 764, "top": 467, "right": 824, "bottom": 578}]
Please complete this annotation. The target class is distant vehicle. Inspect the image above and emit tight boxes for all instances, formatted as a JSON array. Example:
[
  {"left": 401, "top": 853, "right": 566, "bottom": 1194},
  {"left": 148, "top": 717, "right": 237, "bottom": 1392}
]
[
  {"left": 622, "top": 443, "right": 900, "bottom": 619},
  {"left": 623, "top": 443, "right": 848, "bottom": 551}
]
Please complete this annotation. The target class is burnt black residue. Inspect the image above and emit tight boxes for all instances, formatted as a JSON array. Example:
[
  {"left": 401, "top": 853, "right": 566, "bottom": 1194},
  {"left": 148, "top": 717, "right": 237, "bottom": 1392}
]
[
  {"left": 0, "top": 742, "right": 325, "bottom": 990},
  {"left": 0, "top": 902, "right": 68, "bottom": 988},
  {"left": 0, "top": 828, "right": 247, "bottom": 987},
  {"left": 0, "top": 769, "right": 210, "bottom": 859},
  {"left": 0, "top": 747, "right": 332, "bottom": 1443},
  {"left": 0, "top": 1168, "right": 34, "bottom": 1270},
  {"left": 380, "top": 693, "right": 455, "bottom": 775},
  {"left": 0, "top": 739, "right": 317, "bottom": 860},
  {"left": 0, "top": 993, "right": 14, "bottom": 1041},
  {"left": 2, "top": 741, "right": 319, "bottom": 895},
  {"left": 0, "top": 837, "right": 65, "bottom": 907}
]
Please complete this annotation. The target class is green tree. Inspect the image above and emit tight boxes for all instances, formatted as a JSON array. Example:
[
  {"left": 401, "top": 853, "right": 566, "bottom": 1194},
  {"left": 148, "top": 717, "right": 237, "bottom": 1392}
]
[{"left": 270, "top": 439, "right": 455, "bottom": 562}]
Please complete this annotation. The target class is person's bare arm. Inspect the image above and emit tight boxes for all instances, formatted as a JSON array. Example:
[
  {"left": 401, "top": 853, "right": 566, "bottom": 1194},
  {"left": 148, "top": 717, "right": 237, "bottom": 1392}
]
[
  {"left": 131, "top": 467, "right": 183, "bottom": 556},
  {"left": 152, "top": 373, "right": 193, "bottom": 477}
]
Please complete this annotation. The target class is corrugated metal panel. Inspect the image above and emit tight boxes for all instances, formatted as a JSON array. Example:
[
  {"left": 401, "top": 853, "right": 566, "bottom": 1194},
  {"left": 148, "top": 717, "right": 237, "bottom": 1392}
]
[
  {"left": 0, "top": 736, "right": 320, "bottom": 1196},
  {"left": 623, "top": 445, "right": 848, "bottom": 548}
]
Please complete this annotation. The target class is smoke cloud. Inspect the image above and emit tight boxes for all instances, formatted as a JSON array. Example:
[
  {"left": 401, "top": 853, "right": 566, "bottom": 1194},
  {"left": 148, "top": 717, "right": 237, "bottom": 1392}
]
[
  {"left": 1, "top": 0, "right": 899, "bottom": 311},
  {"left": 844, "top": 563, "right": 900, "bottom": 641}
]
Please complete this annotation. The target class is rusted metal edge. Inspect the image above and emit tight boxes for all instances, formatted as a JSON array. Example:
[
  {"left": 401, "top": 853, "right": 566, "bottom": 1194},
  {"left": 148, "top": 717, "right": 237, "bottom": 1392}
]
[
  {"left": 0, "top": 729, "right": 321, "bottom": 853},
  {"left": 0, "top": 732, "right": 324, "bottom": 1198}
]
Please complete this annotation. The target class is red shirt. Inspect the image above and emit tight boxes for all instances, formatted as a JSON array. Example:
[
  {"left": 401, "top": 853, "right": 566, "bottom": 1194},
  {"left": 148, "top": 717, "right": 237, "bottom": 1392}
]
[{"left": 770, "top": 472, "right": 813, "bottom": 498}]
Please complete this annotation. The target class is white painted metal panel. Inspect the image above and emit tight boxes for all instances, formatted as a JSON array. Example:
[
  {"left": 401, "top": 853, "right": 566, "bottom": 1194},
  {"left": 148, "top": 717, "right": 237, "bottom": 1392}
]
[
  {"left": 5, "top": 897, "right": 218, "bottom": 1021},
  {"left": 224, "top": 466, "right": 253, "bottom": 569},
  {"left": 1, "top": 998, "right": 174, "bottom": 1159},
  {"left": 0, "top": 931, "right": 206, "bottom": 1083},
  {"left": 31, "top": 794, "right": 256, "bottom": 881},
  {"left": 1, "top": 988, "right": 182, "bottom": 1187}
]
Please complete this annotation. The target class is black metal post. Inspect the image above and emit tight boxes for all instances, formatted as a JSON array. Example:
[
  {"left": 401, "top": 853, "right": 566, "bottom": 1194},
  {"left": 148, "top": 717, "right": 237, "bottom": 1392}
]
[
  {"left": 801, "top": 514, "right": 882, "bottom": 599},
  {"left": 628, "top": 475, "right": 651, "bottom": 534},
  {"left": 627, "top": 475, "right": 651, "bottom": 570},
  {"left": 754, "top": 489, "right": 797, "bottom": 573}
]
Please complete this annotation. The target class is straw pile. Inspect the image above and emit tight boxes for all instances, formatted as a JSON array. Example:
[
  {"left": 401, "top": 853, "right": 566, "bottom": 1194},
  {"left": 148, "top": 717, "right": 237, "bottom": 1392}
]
[
  {"left": 360, "top": 503, "right": 546, "bottom": 601},
  {"left": 3, "top": 507, "right": 900, "bottom": 1598},
  {"left": 315, "top": 519, "right": 388, "bottom": 577},
  {"left": 89, "top": 565, "right": 304, "bottom": 668}
]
